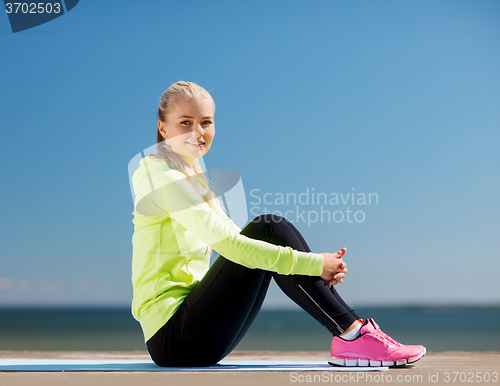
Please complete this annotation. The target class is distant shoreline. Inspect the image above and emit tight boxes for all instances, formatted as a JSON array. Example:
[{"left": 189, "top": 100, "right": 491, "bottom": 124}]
[{"left": 1, "top": 304, "right": 499, "bottom": 310}]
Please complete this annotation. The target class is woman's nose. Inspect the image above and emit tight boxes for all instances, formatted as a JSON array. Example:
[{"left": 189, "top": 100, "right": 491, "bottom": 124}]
[{"left": 193, "top": 123, "right": 205, "bottom": 135}]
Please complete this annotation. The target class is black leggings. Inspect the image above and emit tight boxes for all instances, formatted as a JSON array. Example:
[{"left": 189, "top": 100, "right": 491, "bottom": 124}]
[{"left": 146, "top": 214, "right": 361, "bottom": 367}]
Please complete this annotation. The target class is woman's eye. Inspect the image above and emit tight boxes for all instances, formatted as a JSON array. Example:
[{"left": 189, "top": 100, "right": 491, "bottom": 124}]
[{"left": 180, "top": 120, "right": 211, "bottom": 126}]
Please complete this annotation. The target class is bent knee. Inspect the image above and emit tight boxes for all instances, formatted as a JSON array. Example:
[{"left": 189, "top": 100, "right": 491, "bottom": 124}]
[{"left": 251, "top": 214, "right": 287, "bottom": 224}]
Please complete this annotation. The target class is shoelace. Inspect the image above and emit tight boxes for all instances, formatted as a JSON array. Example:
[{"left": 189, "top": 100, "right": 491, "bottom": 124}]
[
  {"left": 367, "top": 320, "right": 402, "bottom": 347},
  {"left": 375, "top": 330, "right": 402, "bottom": 347}
]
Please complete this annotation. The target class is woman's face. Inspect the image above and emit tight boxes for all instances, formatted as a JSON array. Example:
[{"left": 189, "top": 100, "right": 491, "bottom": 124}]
[{"left": 158, "top": 96, "right": 215, "bottom": 166}]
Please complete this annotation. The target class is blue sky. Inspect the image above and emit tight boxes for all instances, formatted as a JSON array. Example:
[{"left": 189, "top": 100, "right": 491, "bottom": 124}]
[{"left": 0, "top": 0, "right": 499, "bottom": 308}]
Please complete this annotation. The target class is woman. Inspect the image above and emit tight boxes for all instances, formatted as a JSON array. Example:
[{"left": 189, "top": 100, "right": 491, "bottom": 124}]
[{"left": 130, "top": 81, "right": 425, "bottom": 367}]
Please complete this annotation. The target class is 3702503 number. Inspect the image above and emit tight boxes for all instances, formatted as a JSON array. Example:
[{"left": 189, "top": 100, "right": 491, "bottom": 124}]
[
  {"left": 5, "top": 3, "right": 62, "bottom": 14},
  {"left": 443, "top": 372, "right": 499, "bottom": 383}
]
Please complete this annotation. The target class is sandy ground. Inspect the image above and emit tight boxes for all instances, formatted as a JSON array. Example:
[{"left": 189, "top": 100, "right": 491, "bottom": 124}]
[{"left": 0, "top": 350, "right": 499, "bottom": 386}]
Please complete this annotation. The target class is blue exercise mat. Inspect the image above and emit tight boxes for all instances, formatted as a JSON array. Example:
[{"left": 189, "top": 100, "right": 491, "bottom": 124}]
[{"left": 0, "top": 359, "right": 388, "bottom": 372}]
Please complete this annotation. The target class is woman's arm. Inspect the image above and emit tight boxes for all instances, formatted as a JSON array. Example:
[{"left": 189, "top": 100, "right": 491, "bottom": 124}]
[
  {"left": 212, "top": 200, "right": 243, "bottom": 234},
  {"left": 134, "top": 166, "right": 323, "bottom": 276}
]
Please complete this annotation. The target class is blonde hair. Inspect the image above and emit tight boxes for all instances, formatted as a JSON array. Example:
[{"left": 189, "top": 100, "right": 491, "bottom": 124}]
[{"left": 150, "top": 81, "right": 226, "bottom": 217}]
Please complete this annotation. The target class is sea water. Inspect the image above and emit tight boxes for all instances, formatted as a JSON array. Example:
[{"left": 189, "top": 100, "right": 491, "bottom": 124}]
[{"left": 0, "top": 307, "right": 498, "bottom": 351}]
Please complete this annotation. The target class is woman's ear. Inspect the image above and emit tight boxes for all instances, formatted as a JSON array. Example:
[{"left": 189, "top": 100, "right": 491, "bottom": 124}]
[{"left": 158, "top": 120, "right": 167, "bottom": 139}]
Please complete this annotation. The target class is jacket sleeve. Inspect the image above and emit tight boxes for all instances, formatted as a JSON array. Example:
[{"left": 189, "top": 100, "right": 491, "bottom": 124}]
[
  {"left": 212, "top": 201, "right": 243, "bottom": 234},
  {"left": 141, "top": 168, "right": 323, "bottom": 276}
]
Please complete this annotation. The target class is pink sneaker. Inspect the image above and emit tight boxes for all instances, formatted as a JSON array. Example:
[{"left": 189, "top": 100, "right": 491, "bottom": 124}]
[
  {"left": 329, "top": 319, "right": 423, "bottom": 367},
  {"left": 367, "top": 318, "right": 426, "bottom": 363}
]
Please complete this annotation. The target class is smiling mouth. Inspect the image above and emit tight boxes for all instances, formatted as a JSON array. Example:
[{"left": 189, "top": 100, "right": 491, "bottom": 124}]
[{"left": 186, "top": 141, "right": 205, "bottom": 147}]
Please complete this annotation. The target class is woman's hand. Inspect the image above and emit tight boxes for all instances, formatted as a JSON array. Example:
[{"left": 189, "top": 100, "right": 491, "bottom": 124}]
[{"left": 320, "top": 248, "right": 347, "bottom": 287}]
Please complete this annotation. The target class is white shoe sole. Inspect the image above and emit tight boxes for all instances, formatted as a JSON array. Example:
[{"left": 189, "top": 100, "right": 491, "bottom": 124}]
[
  {"left": 329, "top": 357, "right": 407, "bottom": 367},
  {"left": 329, "top": 347, "right": 426, "bottom": 368}
]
